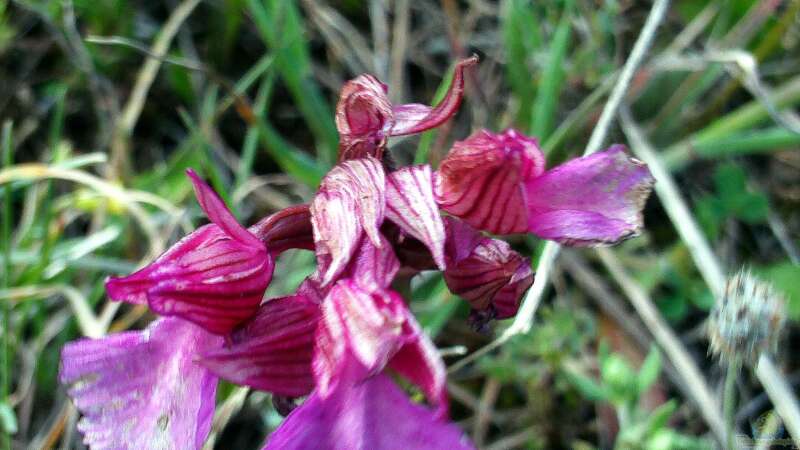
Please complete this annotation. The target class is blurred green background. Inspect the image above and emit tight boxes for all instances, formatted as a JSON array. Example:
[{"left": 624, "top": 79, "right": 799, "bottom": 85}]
[{"left": 1, "top": 0, "right": 799, "bottom": 448}]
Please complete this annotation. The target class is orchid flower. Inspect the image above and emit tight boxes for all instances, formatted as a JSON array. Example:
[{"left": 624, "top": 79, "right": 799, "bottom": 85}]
[
  {"left": 60, "top": 58, "right": 655, "bottom": 450},
  {"left": 336, "top": 56, "right": 477, "bottom": 161},
  {"left": 435, "top": 129, "right": 654, "bottom": 244},
  {"left": 106, "top": 169, "right": 274, "bottom": 335}
]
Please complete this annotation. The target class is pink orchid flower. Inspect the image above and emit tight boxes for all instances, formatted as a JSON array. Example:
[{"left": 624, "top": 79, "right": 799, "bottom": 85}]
[{"left": 60, "top": 59, "right": 654, "bottom": 450}]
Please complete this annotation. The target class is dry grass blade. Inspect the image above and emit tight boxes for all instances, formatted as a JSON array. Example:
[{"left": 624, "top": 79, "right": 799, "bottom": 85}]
[
  {"left": 110, "top": 0, "right": 202, "bottom": 176},
  {"left": 596, "top": 247, "right": 726, "bottom": 443}
]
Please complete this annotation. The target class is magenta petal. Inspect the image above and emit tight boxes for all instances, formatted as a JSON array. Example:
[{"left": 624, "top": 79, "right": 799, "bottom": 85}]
[
  {"left": 249, "top": 204, "right": 314, "bottom": 255},
  {"left": 263, "top": 374, "right": 474, "bottom": 450},
  {"left": 491, "top": 262, "right": 534, "bottom": 319},
  {"left": 385, "top": 165, "right": 446, "bottom": 269},
  {"left": 335, "top": 75, "right": 393, "bottom": 161},
  {"left": 311, "top": 158, "right": 386, "bottom": 285},
  {"left": 339, "top": 233, "right": 400, "bottom": 292},
  {"left": 443, "top": 217, "right": 533, "bottom": 319},
  {"left": 59, "top": 318, "right": 222, "bottom": 450},
  {"left": 390, "top": 56, "right": 478, "bottom": 136},
  {"left": 313, "top": 281, "right": 406, "bottom": 396},
  {"left": 525, "top": 145, "right": 654, "bottom": 246},
  {"left": 199, "top": 293, "right": 320, "bottom": 397},
  {"left": 389, "top": 309, "right": 448, "bottom": 417},
  {"left": 107, "top": 223, "right": 274, "bottom": 335},
  {"left": 186, "top": 169, "right": 262, "bottom": 248},
  {"left": 436, "top": 129, "right": 545, "bottom": 234},
  {"left": 336, "top": 75, "right": 392, "bottom": 137}
]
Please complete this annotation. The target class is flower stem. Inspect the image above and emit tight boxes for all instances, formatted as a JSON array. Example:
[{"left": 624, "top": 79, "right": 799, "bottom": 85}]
[{"left": 724, "top": 358, "right": 741, "bottom": 450}]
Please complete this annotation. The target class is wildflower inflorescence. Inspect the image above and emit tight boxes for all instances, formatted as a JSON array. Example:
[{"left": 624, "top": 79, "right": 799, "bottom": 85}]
[
  {"left": 708, "top": 269, "right": 787, "bottom": 364},
  {"left": 59, "top": 58, "right": 655, "bottom": 449}
]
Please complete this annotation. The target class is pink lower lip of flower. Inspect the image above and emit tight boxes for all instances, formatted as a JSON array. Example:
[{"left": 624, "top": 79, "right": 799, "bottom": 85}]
[
  {"left": 435, "top": 128, "right": 655, "bottom": 245},
  {"left": 105, "top": 169, "right": 274, "bottom": 335},
  {"left": 262, "top": 373, "right": 475, "bottom": 450},
  {"left": 59, "top": 317, "right": 223, "bottom": 450}
]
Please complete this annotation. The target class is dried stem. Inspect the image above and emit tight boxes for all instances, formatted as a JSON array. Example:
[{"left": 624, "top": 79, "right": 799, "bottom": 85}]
[{"left": 596, "top": 247, "right": 726, "bottom": 442}]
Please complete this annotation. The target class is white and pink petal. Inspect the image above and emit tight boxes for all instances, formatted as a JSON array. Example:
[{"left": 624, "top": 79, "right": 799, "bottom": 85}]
[
  {"left": 389, "top": 56, "right": 478, "bottom": 136},
  {"left": 311, "top": 157, "right": 386, "bottom": 285},
  {"left": 385, "top": 165, "right": 446, "bottom": 269}
]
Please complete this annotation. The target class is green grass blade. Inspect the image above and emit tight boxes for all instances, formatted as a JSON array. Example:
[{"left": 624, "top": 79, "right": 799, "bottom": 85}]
[
  {"left": 502, "top": 0, "right": 540, "bottom": 123},
  {"left": 236, "top": 73, "right": 276, "bottom": 189},
  {"left": 245, "top": 0, "right": 338, "bottom": 167},
  {"left": 529, "top": 0, "right": 573, "bottom": 140},
  {"left": 1, "top": 120, "right": 13, "bottom": 449},
  {"left": 664, "top": 127, "right": 800, "bottom": 171}
]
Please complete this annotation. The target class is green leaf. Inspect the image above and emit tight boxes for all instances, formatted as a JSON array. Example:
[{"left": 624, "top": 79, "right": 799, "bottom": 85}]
[
  {"left": 755, "top": 262, "right": 800, "bottom": 321},
  {"left": 529, "top": 0, "right": 573, "bottom": 140},
  {"left": 637, "top": 345, "right": 662, "bottom": 394},
  {"left": 657, "top": 295, "right": 689, "bottom": 323},
  {"left": 0, "top": 401, "right": 16, "bottom": 434},
  {"left": 643, "top": 400, "right": 677, "bottom": 437},
  {"left": 564, "top": 370, "right": 608, "bottom": 402}
]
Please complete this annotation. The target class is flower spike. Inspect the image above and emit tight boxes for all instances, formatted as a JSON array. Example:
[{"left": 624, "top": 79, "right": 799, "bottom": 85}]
[{"left": 106, "top": 170, "right": 273, "bottom": 335}]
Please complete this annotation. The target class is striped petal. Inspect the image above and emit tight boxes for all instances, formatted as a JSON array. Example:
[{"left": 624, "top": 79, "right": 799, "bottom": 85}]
[
  {"left": 106, "top": 173, "right": 273, "bottom": 335},
  {"left": 525, "top": 145, "right": 654, "bottom": 246},
  {"left": 59, "top": 318, "right": 222, "bottom": 450},
  {"left": 187, "top": 169, "right": 262, "bottom": 248},
  {"left": 335, "top": 57, "right": 477, "bottom": 161},
  {"left": 199, "top": 292, "right": 320, "bottom": 397},
  {"left": 339, "top": 233, "right": 400, "bottom": 292},
  {"left": 336, "top": 75, "right": 393, "bottom": 161},
  {"left": 313, "top": 281, "right": 405, "bottom": 397},
  {"left": 385, "top": 165, "right": 446, "bottom": 269},
  {"left": 388, "top": 308, "right": 449, "bottom": 418},
  {"left": 262, "top": 374, "right": 474, "bottom": 450},
  {"left": 443, "top": 217, "right": 533, "bottom": 320},
  {"left": 249, "top": 204, "right": 314, "bottom": 255},
  {"left": 435, "top": 129, "right": 545, "bottom": 234},
  {"left": 311, "top": 157, "right": 386, "bottom": 285},
  {"left": 313, "top": 280, "right": 447, "bottom": 413},
  {"left": 389, "top": 56, "right": 478, "bottom": 136}
]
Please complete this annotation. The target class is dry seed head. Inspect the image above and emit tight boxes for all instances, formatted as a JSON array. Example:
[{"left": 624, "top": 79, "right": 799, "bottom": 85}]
[{"left": 708, "top": 269, "right": 786, "bottom": 364}]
